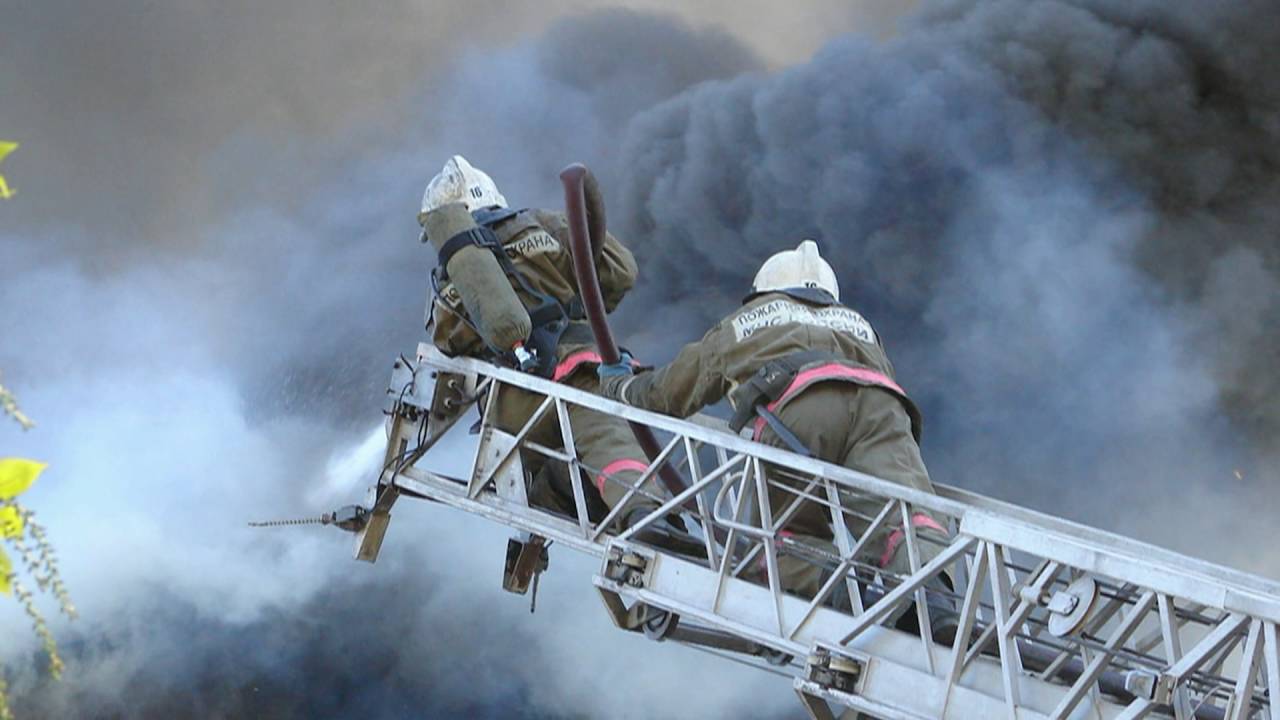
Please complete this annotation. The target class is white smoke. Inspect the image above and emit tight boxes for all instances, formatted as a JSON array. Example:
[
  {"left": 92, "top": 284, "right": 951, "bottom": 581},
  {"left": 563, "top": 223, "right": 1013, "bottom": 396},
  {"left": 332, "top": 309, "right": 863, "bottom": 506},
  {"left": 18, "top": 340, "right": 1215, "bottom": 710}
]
[{"left": 0, "top": 8, "right": 818, "bottom": 718}]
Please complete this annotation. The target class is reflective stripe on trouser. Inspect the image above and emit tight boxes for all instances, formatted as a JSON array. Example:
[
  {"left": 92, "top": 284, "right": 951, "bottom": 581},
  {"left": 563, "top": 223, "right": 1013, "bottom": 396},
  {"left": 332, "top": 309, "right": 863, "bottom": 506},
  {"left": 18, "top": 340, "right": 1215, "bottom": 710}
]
[
  {"left": 753, "top": 382, "right": 947, "bottom": 597},
  {"left": 491, "top": 355, "right": 660, "bottom": 515}
]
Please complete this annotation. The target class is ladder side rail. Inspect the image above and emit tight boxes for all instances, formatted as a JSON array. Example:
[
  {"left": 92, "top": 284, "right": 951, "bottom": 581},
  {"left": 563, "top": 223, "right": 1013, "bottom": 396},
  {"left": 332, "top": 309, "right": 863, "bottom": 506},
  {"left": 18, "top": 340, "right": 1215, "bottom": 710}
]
[
  {"left": 415, "top": 346, "right": 1280, "bottom": 613},
  {"left": 391, "top": 463, "right": 608, "bottom": 556},
  {"left": 936, "top": 482, "right": 1280, "bottom": 604},
  {"left": 406, "top": 348, "right": 1279, "bottom": 718},
  {"left": 599, "top": 541, "right": 1139, "bottom": 720},
  {"left": 417, "top": 346, "right": 972, "bottom": 516}
]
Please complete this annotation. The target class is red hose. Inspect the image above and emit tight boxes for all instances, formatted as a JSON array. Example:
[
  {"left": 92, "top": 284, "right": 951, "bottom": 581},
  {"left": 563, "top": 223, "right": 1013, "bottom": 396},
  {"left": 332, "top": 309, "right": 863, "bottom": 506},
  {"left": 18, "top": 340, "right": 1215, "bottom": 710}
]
[{"left": 559, "top": 163, "right": 689, "bottom": 500}]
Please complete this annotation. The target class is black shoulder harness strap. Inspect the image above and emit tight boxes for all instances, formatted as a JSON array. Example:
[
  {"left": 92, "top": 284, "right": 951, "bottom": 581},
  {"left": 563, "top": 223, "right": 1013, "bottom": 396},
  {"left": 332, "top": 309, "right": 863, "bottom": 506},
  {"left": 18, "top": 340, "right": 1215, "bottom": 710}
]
[
  {"left": 435, "top": 226, "right": 501, "bottom": 280},
  {"left": 434, "top": 206, "right": 524, "bottom": 279},
  {"left": 472, "top": 206, "right": 522, "bottom": 228}
]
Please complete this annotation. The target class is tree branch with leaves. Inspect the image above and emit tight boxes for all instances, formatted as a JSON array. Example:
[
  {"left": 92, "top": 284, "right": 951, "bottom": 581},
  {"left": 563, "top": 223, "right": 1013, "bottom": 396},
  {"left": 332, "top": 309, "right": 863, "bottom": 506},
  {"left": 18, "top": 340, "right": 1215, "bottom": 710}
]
[
  {"left": 0, "top": 378, "right": 34, "bottom": 432},
  {"left": 1, "top": 375, "right": 74, "bottom": 720}
]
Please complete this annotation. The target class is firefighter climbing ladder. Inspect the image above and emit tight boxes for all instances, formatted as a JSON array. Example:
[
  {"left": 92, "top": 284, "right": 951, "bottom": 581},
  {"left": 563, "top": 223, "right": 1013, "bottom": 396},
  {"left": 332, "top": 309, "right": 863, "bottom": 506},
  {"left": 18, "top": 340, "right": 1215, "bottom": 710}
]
[{"left": 350, "top": 343, "right": 1280, "bottom": 720}]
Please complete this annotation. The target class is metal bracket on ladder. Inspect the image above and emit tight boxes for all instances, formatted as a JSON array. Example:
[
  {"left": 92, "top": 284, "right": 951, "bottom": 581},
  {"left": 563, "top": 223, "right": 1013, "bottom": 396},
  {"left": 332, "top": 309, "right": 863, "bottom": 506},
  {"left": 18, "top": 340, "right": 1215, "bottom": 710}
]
[
  {"left": 355, "top": 356, "right": 482, "bottom": 563},
  {"left": 805, "top": 643, "right": 870, "bottom": 694}
]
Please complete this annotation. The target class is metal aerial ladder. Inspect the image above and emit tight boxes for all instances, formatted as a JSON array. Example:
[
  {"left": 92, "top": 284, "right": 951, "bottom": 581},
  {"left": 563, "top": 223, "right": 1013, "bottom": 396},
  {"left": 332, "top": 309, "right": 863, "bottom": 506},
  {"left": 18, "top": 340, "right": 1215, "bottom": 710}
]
[{"left": 337, "top": 341, "right": 1280, "bottom": 720}]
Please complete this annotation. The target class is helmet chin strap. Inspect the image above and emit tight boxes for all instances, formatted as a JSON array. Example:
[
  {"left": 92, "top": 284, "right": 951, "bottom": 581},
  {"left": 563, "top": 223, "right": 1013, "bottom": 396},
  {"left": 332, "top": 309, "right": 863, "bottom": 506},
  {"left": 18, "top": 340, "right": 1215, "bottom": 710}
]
[{"left": 741, "top": 286, "right": 837, "bottom": 306}]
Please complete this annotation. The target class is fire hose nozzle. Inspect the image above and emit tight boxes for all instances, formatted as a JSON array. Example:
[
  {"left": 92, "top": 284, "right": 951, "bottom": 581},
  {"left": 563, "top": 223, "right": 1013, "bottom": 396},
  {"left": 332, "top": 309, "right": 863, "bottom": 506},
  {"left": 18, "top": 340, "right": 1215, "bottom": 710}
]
[
  {"left": 248, "top": 504, "right": 370, "bottom": 532},
  {"left": 325, "top": 505, "right": 370, "bottom": 533}
]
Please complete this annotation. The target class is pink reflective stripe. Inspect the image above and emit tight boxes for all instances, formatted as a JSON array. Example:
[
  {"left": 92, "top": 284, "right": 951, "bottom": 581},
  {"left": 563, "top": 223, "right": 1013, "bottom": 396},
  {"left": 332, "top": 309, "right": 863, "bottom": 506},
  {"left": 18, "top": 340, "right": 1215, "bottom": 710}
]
[
  {"left": 878, "top": 513, "right": 948, "bottom": 568},
  {"left": 551, "top": 351, "right": 640, "bottom": 383},
  {"left": 595, "top": 458, "right": 648, "bottom": 494},
  {"left": 751, "top": 363, "right": 906, "bottom": 439},
  {"left": 781, "top": 363, "right": 907, "bottom": 402},
  {"left": 879, "top": 529, "right": 906, "bottom": 569},
  {"left": 911, "top": 513, "right": 946, "bottom": 535},
  {"left": 552, "top": 351, "right": 603, "bottom": 382}
]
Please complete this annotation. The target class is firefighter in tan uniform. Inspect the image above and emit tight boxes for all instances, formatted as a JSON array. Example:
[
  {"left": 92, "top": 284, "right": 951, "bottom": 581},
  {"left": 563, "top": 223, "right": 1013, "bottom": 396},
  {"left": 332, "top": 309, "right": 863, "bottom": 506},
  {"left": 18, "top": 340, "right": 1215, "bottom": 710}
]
[
  {"left": 420, "top": 156, "right": 676, "bottom": 537},
  {"left": 600, "top": 240, "right": 955, "bottom": 636}
]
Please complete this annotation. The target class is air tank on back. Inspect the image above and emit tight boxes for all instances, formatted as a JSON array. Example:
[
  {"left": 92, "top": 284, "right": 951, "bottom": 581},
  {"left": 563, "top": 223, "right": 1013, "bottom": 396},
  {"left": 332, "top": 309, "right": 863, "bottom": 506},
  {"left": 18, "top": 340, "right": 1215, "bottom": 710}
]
[{"left": 422, "top": 202, "right": 531, "bottom": 353}]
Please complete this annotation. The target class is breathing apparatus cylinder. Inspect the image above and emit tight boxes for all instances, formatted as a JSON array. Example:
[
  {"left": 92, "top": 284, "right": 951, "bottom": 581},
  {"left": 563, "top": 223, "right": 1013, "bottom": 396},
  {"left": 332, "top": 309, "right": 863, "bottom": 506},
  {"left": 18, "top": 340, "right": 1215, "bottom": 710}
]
[{"left": 423, "top": 202, "right": 531, "bottom": 353}]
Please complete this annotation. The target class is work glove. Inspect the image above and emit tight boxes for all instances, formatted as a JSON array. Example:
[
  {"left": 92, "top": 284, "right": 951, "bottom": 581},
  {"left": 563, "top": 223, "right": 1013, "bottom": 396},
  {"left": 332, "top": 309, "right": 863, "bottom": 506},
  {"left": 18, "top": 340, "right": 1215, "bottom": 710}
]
[{"left": 596, "top": 351, "right": 635, "bottom": 380}]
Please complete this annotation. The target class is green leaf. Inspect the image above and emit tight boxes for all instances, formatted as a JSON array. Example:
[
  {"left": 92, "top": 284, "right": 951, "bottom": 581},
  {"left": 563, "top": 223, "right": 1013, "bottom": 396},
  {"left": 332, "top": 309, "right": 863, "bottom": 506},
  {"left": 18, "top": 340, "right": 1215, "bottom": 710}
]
[
  {"left": 0, "top": 506, "right": 20, "bottom": 539},
  {"left": 0, "top": 458, "right": 46, "bottom": 499}
]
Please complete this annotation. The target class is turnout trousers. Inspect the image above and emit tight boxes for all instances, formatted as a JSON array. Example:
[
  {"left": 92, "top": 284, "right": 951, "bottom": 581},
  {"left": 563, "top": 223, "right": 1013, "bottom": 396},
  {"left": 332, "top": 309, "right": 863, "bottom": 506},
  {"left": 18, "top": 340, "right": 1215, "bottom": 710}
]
[
  {"left": 489, "top": 358, "right": 661, "bottom": 521},
  {"left": 754, "top": 382, "right": 949, "bottom": 597}
]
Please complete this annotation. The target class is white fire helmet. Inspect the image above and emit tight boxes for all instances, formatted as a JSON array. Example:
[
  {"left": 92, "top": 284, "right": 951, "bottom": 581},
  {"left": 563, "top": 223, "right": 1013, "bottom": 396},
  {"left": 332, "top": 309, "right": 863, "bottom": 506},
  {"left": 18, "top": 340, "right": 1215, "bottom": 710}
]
[
  {"left": 750, "top": 240, "right": 840, "bottom": 301},
  {"left": 419, "top": 155, "right": 508, "bottom": 218}
]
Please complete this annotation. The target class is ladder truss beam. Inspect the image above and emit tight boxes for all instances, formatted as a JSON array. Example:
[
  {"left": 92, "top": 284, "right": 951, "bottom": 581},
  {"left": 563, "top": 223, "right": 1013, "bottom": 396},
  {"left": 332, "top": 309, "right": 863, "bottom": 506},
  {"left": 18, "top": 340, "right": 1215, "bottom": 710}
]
[{"left": 358, "top": 346, "right": 1280, "bottom": 720}]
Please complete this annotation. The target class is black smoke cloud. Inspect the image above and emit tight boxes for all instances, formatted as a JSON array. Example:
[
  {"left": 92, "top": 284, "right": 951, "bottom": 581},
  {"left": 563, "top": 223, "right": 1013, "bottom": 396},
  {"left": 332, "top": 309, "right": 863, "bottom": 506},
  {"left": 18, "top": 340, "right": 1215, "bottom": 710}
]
[
  {"left": 920, "top": 0, "right": 1280, "bottom": 457},
  {"left": 613, "top": 0, "right": 1280, "bottom": 553}
]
